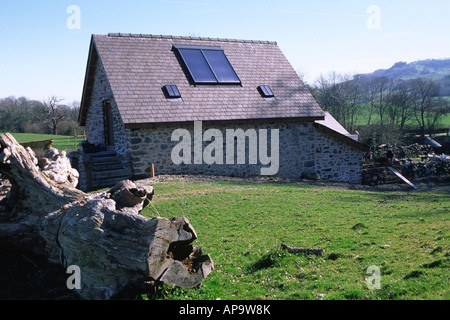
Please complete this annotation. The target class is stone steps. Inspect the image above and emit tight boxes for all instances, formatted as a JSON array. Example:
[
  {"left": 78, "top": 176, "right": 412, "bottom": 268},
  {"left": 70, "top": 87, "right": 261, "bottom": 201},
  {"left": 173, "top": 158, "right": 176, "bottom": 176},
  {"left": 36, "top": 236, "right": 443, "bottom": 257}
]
[
  {"left": 87, "top": 152, "right": 133, "bottom": 190},
  {"left": 70, "top": 151, "right": 133, "bottom": 191}
]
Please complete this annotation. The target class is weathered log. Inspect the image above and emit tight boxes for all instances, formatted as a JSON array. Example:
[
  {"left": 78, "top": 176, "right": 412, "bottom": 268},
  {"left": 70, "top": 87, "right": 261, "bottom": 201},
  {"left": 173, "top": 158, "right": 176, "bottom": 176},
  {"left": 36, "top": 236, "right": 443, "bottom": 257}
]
[
  {"left": 0, "top": 133, "right": 213, "bottom": 299},
  {"left": 281, "top": 243, "right": 324, "bottom": 256}
]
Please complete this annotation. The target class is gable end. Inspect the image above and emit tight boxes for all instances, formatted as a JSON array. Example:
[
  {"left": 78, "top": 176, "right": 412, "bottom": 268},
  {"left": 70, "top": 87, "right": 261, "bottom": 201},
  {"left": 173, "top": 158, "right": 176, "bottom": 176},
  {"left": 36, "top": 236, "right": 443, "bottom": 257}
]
[{"left": 79, "top": 36, "right": 99, "bottom": 126}]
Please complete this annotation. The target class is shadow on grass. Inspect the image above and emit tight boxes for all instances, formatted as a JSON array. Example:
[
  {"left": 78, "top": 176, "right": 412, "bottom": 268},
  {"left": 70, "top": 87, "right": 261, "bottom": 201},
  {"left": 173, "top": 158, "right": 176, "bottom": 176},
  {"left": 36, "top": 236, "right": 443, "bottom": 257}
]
[{"left": 249, "top": 250, "right": 289, "bottom": 272}]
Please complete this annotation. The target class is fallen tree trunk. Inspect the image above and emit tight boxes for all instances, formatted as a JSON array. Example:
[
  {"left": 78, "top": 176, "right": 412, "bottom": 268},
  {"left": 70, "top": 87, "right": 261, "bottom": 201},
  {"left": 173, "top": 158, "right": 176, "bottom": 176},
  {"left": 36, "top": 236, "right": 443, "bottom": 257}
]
[{"left": 0, "top": 133, "right": 213, "bottom": 299}]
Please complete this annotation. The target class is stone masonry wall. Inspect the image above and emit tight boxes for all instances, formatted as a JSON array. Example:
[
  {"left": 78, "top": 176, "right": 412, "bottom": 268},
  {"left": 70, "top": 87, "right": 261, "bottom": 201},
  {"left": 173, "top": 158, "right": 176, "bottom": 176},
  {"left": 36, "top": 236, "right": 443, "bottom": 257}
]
[
  {"left": 84, "top": 59, "right": 129, "bottom": 157},
  {"left": 128, "top": 121, "right": 363, "bottom": 183},
  {"left": 314, "top": 129, "right": 363, "bottom": 183}
]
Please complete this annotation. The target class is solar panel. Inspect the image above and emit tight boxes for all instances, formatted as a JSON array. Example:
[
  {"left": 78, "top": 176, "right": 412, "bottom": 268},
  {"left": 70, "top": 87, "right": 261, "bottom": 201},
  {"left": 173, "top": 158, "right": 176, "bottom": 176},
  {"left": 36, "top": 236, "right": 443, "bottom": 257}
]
[
  {"left": 202, "top": 49, "right": 240, "bottom": 83},
  {"left": 175, "top": 45, "right": 240, "bottom": 84},
  {"left": 178, "top": 49, "right": 217, "bottom": 83}
]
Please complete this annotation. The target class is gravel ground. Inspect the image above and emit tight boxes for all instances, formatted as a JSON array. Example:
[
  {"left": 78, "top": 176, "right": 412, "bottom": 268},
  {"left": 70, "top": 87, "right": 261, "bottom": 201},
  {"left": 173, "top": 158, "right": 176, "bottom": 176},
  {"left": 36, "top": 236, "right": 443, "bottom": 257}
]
[{"left": 136, "top": 173, "right": 450, "bottom": 194}]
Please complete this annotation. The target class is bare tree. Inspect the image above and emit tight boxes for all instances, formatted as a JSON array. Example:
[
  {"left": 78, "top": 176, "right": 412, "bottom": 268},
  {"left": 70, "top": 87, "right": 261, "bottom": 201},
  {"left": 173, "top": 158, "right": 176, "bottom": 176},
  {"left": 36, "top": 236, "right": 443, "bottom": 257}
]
[
  {"left": 369, "top": 76, "right": 394, "bottom": 127},
  {"left": 387, "top": 80, "right": 414, "bottom": 131},
  {"left": 340, "top": 76, "right": 364, "bottom": 133},
  {"left": 360, "top": 77, "right": 376, "bottom": 126},
  {"left": 311, "top": 73, "right": 363, "bottom": 133},
  {"left": 0, "top": 96, "right": 84, "bottom": 136},
  {"left": 409, "top": 78, "right": 443, "bottom": 137},
  {"left": 312, "top": 72, "right": 346, "bottom": 124},
  {"left": 425, "top": 97, "right": 450, "bottom": 134},
  {"left": 44, "top": 96, "right": 66, "bottom": 135}
]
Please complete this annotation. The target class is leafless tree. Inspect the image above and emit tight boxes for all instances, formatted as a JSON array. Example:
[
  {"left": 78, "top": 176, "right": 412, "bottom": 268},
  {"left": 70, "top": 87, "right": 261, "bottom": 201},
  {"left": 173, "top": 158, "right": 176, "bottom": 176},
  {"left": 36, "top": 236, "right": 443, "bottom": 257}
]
[
  {"left": 409, "top": 78, "right": 447, "bottom": 137},
  {"left": 43, "top": 96, "right": 66, "bottom": 135},
  {"left": 311, "top": 72, "right": 363, "bottom": 133},
  {"left": 340, "top": 76, "right": 364, "bottom": 133},
  {"left": 367, "top": 76, "right": 394, "bottom": 127},
  {"left": 310, "top": 72, "right": 449, "bottom": 145},
  {"left": 386, "top": 81, "right": 414, "bottom": 131}
]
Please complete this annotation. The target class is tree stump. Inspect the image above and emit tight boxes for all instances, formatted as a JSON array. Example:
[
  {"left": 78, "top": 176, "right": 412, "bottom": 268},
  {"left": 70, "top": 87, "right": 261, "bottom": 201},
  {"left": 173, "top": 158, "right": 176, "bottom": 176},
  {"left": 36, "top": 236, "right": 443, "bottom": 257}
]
[{"left": 0, "top": 133, "right": 213, "bottom": 299}]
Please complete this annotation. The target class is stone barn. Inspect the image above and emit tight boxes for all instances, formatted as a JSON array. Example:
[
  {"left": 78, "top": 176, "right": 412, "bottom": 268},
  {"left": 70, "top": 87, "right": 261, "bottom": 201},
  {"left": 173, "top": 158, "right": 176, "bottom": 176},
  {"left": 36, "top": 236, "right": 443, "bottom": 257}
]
[{"left": 75, "top": 33, "right": 368, "bottom": 190}]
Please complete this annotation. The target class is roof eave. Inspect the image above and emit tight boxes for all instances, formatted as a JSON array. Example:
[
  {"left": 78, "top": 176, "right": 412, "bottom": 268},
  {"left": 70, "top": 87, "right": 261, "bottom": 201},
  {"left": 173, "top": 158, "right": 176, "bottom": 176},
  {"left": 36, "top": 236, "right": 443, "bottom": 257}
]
[{"left": 123, "top": 116, "right": 325, "bottom": 130}]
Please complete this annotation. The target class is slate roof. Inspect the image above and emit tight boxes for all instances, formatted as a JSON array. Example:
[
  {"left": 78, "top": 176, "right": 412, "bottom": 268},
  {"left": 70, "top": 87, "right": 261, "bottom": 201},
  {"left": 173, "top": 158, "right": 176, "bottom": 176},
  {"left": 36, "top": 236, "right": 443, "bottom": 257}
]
[{"left": 79, "top": 33, "right": 325, "bottom": 127}]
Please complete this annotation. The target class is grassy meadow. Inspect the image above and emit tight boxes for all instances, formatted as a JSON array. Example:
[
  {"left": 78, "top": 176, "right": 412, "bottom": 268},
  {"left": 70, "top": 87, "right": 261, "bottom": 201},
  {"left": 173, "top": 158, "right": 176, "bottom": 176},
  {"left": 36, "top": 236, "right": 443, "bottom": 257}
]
[
  {"left": 140, "top": 179, "right": 449, "bottom": 300},
  {"left": 0, "top": 131, "right": 83, "bottom": 152},
  {"left": 353, "top": 103, "right": 450, "bottom": 129}
]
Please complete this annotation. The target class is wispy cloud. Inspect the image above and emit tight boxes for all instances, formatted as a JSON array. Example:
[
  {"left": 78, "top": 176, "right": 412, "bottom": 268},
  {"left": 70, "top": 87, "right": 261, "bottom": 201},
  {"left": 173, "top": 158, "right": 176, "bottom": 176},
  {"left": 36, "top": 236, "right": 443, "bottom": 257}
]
[
  {"left": 375, "top": 30, "right": 415, "bottom": 39},
  {"left": 155, "top": 0, "right": 226, "bottom": 16},
  {"left": 156, "top": 0, "right": 205, "bottom": 6},
  {"left": 156, "top": 0, "right": 229, "bottom": 9},
  {"left": 275, "top": 9, "right": 366, "bottom": 18}
]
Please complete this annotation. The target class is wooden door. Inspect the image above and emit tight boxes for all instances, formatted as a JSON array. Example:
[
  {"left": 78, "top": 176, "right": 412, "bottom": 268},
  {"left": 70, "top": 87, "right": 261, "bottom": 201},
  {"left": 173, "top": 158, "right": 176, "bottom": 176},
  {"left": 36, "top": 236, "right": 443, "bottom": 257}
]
[{"left": 103, "top": 100, "right": 114, "bottom": 147}]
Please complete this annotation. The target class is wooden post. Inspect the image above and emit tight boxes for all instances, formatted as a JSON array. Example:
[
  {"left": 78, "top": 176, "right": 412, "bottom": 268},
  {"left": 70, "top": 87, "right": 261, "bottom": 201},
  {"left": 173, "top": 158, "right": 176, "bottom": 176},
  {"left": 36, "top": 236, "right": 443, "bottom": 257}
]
[{"left": 150, "top": 163, "right": 155, "bottom": 177}]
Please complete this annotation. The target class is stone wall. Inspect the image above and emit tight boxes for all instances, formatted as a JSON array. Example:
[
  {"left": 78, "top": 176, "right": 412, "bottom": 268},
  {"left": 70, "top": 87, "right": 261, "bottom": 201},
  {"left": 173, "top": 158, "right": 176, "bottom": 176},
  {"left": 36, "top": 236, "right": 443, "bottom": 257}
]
[
  {"left": 84, "top": 59, "right": 129, "bottom": 157},
  {"left": 362, "top": 159, "right": 450, "bottom": 186},
  {"left": 362, "top": 167, "right": 391, "bottom": 185},
  {"left": 128, "top": 120, "right": 363, "bottom": 183},
  {"left": 373, "top": 143, "right": 433, "bottom": 162},
  {"left": 401, "top": 159, "right": 450, "bottom": 180},
  {"left": 314, "top": 128, "right": 363, "bottom": 183}
]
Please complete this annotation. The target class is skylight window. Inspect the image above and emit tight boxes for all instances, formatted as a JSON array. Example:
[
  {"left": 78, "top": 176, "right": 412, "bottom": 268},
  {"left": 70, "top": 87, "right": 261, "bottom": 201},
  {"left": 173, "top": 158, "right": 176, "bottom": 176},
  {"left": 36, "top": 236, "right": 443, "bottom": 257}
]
[
  {"left": 163, "top": 85, "right": 181, "bottom": 98},
  {"left": 258, "top": 85, "right": 275, "bottom": 98},
  {"left": 174, "top": 45, "right": 240, "bottom": 84}
]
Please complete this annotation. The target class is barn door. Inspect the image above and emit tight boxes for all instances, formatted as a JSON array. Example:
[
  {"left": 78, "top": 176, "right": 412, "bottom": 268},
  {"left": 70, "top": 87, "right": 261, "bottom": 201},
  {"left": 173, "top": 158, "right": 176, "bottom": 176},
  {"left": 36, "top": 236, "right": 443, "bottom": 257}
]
[{"left": 103, "top": 100, "right": 114, "bottom": 147}]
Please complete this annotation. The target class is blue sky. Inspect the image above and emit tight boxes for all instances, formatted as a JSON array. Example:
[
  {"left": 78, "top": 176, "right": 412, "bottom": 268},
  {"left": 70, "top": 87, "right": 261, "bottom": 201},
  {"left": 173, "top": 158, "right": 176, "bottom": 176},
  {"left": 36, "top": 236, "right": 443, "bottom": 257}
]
[{"left": 1, "top": 0, "right": 449, "bottom": 103}]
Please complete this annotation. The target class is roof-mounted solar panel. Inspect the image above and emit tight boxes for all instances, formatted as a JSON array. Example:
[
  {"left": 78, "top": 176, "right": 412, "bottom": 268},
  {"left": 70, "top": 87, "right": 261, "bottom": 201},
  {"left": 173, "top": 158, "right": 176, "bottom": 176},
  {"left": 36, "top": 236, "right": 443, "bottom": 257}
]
[
  {"left": 174, "top": 45, "right": 241, "bottom": 84},
  {"left": 163, "top": 85, "right": 181, "bottom": 98},
  {"left": 258, "top": 85, "right": 274, "bottom": 98}
]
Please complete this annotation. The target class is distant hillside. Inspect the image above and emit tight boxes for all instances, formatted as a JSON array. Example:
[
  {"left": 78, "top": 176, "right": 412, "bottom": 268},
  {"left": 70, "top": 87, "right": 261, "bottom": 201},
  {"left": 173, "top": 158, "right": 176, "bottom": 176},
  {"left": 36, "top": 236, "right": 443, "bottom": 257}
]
[{"left": 357, "top": 58, "right": 450, "bottom": 96}]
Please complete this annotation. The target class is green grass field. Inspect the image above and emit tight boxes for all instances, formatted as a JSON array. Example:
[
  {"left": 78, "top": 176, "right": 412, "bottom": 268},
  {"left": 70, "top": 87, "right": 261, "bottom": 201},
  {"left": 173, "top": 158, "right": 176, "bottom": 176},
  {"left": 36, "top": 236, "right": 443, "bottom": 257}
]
[
  {"left": 140, "top": 180, "right": 449, "bottom": 300},
  {"left": 353, "top": 103, "right": 450, "bottom": 128},
  {"left": 0, "top": 131, "right": 83, "bottom": 153},
  {"left": 441, "top": 112, "right": 450, "bottom": 127}
]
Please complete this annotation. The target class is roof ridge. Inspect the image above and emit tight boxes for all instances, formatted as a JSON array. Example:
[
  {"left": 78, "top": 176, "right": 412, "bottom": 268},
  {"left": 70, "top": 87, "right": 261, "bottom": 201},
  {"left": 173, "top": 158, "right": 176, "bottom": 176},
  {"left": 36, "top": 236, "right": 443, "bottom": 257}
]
[{"left": 106, "top": 33, "right": 277, "bottom": 45}]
